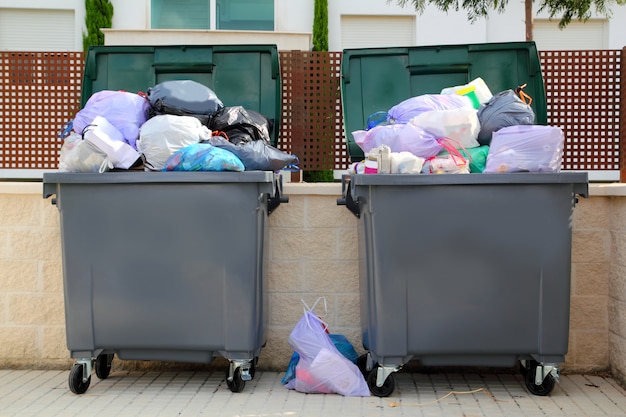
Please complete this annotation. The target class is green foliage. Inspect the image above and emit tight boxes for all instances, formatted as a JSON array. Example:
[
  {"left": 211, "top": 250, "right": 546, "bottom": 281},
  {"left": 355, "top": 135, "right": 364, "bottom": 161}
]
[
  {"left": 394, "top": 0, "right": 625, "bottom": 29},
  {"left": 312, "top": 0, "right": 329, "bottom": 51},
  {"left": 83, "top": 0, "right": 114, "bottom": 52},
  {"left": 303, "top": 170, "right": 335, "bottom": 182}
]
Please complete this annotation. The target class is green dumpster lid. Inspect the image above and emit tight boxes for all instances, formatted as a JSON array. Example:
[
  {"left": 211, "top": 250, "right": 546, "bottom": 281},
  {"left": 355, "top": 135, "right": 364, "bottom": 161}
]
[
  {"left": 82, "top": 44, "right": 282, "bottom": 146},
  {"left": 341, "top": 41, "right": 547, "bottom": 162}
]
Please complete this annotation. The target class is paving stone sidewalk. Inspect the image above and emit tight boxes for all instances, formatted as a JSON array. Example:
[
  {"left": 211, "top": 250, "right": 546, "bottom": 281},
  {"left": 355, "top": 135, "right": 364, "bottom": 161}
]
[{"left": 1, "top": 370, "right": 626, "bottom": 417}]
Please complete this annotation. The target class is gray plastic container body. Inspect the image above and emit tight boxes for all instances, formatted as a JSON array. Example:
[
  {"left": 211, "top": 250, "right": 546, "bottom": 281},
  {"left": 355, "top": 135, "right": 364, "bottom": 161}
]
[
  {"left": 343, "top": 173, "right": 588, "bottom": 368},
  {"left": 43, "top": 171, "right": 280, "bottom": 363}
]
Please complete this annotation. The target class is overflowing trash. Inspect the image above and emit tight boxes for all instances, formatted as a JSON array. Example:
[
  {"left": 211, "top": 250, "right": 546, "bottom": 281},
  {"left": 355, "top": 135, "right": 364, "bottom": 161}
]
[
  {"left": 58, "top": 81, "right": 299, "bottom": 174},
  {"left": 350, "top": 77, "right": 564, "bottom": 175}
]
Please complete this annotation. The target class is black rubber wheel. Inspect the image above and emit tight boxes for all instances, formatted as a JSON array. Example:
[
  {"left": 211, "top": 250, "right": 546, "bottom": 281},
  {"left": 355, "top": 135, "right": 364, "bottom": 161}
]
[
  {"left": 68, "top": 364, "right": 91, "bottom": 394},
  {"left": 226, "top": 367, "right": 246, "bottom": 393},
  {"left": 524, "top": 365, "right": 556, "bottom": 396},
  {"left": 366, "top": 369, "right": 396, "bottom": 397},
  {"left": 356, "top": 354, "right": 369, "bottom": 377},
  {"left": 95, "top": 353, "right": 113, "bottom": 380}
]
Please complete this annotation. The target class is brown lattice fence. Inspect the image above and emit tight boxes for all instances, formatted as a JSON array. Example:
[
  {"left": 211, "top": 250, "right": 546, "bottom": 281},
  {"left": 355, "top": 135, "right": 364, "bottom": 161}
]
[
  {"left": 540, "top": 50, "right": 623, "bottom": 172},
  {"left": 0, "top": 49, "right": 624, "bottom": 178},
  {"left": 0, "top": 52, "right": 83, "bottom": 170}
]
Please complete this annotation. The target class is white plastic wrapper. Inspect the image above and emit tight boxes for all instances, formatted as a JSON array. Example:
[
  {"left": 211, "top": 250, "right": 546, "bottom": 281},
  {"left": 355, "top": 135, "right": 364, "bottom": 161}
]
[
  {"left": 58, "top": 132, "right": 113, "bottom": 173},
  {"left": 484, "top": 125, "right": 564, "bottom": 173},
  {"left": 137, "top": 114, "right": 211, "bottom": 171},
  {"left": 390, "top": 151, "right": 425, "bottom": 174}
]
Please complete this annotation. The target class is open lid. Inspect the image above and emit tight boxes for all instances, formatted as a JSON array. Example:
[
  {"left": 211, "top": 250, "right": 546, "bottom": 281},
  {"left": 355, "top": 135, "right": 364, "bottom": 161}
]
[
  {"left": 341, "top": 42, "right": 546, "bottom": 162},
  {"left": 82, "top": 44, "right": 282, "bottom": 146}
]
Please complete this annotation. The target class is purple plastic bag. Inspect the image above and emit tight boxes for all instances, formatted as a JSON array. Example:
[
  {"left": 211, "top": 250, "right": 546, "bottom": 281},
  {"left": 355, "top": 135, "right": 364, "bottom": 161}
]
[
  {"left": 352, "top": 123, "right": 442, "bottom": 159},
  {"left": 73, "top": 90, "right": 150, "bottom": 149},
  {"left": 286, "top": 311, "right": 369, "bottom": 396},
  {"left": 387, "top": 94, "right": 473, "bottom": 125}
]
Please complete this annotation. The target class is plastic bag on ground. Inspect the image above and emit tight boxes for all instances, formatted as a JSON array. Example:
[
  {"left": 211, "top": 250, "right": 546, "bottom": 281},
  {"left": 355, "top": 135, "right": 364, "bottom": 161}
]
[
  {"left": 137, "top": 114, "right": 211, "bottom": 171},
  {"left": 73, "top": 90, "right": 150, "bottom": 149},
  {"left": 484, "top": 125, "right": 564, "bottom": 173},
  {"left": 286, "top": 310, "right": 369, "bottom": 396},
  {"left": 163, "top": 143, "right": 244, "bottom": 172}
]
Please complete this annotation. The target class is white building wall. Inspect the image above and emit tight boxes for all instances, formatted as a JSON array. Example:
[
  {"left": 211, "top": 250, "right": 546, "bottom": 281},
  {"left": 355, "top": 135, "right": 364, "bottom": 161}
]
[
  {"left": 0, "top": 0, "right": 625, "bottom": 51},
  {"left": 0, "top": 0, "right": 85, "bottom": 50}
]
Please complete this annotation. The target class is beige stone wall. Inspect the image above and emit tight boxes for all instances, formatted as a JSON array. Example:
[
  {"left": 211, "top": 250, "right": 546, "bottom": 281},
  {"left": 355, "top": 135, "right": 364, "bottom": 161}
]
[{"left": 0, "top": 181, "right": 624, "bottom": 385}]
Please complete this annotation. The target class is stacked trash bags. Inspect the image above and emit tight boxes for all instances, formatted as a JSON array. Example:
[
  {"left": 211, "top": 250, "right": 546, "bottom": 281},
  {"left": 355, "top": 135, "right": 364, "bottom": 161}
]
[
  {"left": 351, "top": 78, "right": 564, "bottom": 175},
  {"left": 58, "top": 80, "right": 299, "bottom": 173}
]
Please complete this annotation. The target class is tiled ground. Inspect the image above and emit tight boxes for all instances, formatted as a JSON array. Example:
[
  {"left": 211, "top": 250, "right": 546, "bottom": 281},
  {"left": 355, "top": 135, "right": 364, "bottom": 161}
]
[{"left": 1, "top": 370, "right": 626, "bottom": 417}]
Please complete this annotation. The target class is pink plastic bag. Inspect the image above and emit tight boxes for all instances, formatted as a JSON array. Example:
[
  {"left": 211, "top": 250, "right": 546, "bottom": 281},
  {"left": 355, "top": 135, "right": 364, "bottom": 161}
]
[{"left": 73, "top": 90, "right": 150, "bottom": 149}]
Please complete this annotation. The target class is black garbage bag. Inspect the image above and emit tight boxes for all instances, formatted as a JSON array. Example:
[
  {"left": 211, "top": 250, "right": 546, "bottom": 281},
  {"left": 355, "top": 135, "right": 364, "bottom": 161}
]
[
  {"left": 206, "top": 135, "right": 298, "bottom": 172},
  {"left": 208, "top": 106, "right": 274, "bottom": 145},
  {"left": 147, "top": 80, "right": 223, "bottom": 124},
  {"left": 477, "top": 89, "right": 535, "bottom": 146}
]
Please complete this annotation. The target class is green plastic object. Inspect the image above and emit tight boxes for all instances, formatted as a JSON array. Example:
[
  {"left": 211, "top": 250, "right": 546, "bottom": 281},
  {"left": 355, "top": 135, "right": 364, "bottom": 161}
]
[
  {"left": 341, "top": 42, "right": 547, "bottom": 162},
  {"left": 82, "top": 44, "right": 282, "bottom": 146}
]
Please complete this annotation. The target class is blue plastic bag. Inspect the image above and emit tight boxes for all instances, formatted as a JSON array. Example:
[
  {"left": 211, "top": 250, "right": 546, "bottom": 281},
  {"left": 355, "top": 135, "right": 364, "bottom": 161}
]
[{"left": 163, "top": 143, "right": 245, "bottom": 172}]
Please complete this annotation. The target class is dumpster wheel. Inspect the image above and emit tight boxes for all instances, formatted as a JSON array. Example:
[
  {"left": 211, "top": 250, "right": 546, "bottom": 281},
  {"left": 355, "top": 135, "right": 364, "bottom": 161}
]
[
  {"left": 95, "top": 353, "right": 114, "bottom": 380},
  {"left": 366, "top": 368, "right": 396, "bottom": 397},
  {"left": 68, "top": 363, "right": 91, "bottom": 394},
  {"left": 226, "top": 367, "right": 245, "bottom": 393},
  {"left": 523, "top": 361, "right": 556, "bottom": 396}
]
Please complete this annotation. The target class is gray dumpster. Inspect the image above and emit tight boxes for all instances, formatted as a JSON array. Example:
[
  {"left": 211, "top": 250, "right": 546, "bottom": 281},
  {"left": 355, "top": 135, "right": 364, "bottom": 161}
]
[
  {"left": 337, "top": 42, "right": 589, "bottom": 397},
  {"left": 43, "top": 44, "right": 287, "bottom": 394}
]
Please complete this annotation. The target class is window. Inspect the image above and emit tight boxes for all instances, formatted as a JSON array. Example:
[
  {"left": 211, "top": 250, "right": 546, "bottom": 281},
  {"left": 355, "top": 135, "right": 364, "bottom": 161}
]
[
  {"left": 151, "top": 0, "right": 210, "bottom": 29},
  {"left": 216, "top": 0, "right": 274, "bottom": 30},
  {"left": 151, "top": 0, "right": 274, "bottom": 31}
]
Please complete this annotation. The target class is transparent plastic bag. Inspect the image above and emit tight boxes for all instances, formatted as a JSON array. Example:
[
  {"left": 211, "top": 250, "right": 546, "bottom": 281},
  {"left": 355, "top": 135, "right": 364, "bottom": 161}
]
[
  {"left": 410, "top": 107, "right": 480, "bottom": 149},
  {"left": 387, "top": 94, "right": 473, "bottom": 125},
  {"left": 285, "top": 298, "right": 369, "bottom": 397},
  {"left": 58, "top": 132, "right": 113, "bottom": 173},
  {"left": 352, "top": 123, "right": 442, "bottom": 159},
  {"left": 484, "top": 125, "right": 564, "bottom": 173}
]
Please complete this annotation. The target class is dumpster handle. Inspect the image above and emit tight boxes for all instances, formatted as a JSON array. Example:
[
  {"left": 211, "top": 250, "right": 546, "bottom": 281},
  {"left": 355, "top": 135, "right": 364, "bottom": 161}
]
[
  {"left": 267, "top": 178, "right": 288, "bottom": 215},
  {"left": 336, "top": 179, "right": 360, "bottom": 218}
]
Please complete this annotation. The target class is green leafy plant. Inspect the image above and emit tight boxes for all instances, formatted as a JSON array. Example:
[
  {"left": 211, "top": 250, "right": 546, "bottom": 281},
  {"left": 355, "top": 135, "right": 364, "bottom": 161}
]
[
  {"left": 312, "top": 0, "right": 329, "bottom": 51},
  {"left": 394, "top": 0, "right": 626, "bottom": 40},
  {"left": 83, "top": 0, "right": 114, "bottom": 52}
]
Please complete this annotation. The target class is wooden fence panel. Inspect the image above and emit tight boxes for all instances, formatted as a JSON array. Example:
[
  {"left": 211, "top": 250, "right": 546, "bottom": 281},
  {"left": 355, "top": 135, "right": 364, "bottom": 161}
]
[{"left": 0, "top": 50, "right": 622, "bottom": 177}]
